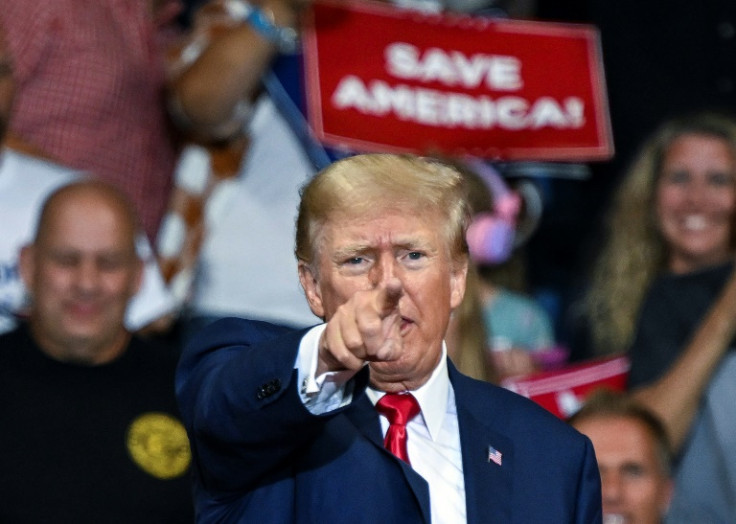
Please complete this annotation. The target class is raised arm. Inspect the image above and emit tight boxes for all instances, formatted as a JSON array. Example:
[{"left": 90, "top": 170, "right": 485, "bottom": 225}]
[
  {"left": 169, "top": 0, "right": 310, "bottom": 139},
  {"left": 176, "top": 319, "right": 326, "bottom": 492},
  {"left": 632, "top": 266, "right": 736, "bottom": 452}
]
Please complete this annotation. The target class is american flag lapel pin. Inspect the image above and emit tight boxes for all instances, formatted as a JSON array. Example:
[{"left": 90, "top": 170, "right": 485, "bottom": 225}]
[{"left": 487, "top": 445, "right": 503, "bottom": 466}]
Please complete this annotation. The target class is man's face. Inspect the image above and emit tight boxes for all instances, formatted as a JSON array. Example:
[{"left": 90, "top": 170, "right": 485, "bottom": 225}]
[
  {"left": 302, "top": 207, "right": 466, "bottom": 389},
  {"left": 20, "top": 192, "right": 142, "bottom": 364},
  {"left": 575, "top": 416, "right": 672, "bottom": 524}
]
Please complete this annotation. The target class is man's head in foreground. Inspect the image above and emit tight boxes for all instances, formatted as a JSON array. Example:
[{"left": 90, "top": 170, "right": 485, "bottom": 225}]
[{"left": 296, "top": 153, "right": 470, "bottom": 392}]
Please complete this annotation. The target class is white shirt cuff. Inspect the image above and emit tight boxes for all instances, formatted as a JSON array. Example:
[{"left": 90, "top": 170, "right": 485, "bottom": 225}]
[{"left": 296, "top": 324, "right": 359, "bottom": 414}]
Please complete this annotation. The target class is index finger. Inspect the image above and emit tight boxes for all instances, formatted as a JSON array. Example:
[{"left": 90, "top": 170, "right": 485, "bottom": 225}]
[{"left": 375, "top": 277, "right": 403, "bottom": 318}]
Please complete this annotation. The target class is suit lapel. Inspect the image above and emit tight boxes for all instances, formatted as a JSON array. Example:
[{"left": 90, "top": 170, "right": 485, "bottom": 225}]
[
  {"left": 344, "top": 394, "right": 384, "bottom": 448},
  {"left": 346, "top": 366, "right": 515, "bottom": 524},
  {"left": 346, "top": 395, "right": 432, "bottom": 523},
  {"left": 452, "top": 366, "right": 514, "bottom": 524}
]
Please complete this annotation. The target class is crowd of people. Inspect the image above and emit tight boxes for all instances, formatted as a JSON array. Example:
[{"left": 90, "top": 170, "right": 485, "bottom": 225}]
[{"left": 2, "top": 0, "right": 736, "bottom": 522}]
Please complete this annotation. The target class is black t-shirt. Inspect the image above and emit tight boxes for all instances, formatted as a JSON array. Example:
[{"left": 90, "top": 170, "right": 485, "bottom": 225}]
[
  {"left": 0, "top": 324, "right": 194, "bottom": 523},
  {"left": 628, "top": 262, "right": 735, "bottom": 389}
]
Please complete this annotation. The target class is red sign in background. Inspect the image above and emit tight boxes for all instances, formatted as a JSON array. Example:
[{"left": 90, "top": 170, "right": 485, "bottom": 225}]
[
  {"left": 502, "top": 356, "right": 630, "bottom": 419},
  {"left": 303, "top": 0, "right": 613, "bottom": 161}
]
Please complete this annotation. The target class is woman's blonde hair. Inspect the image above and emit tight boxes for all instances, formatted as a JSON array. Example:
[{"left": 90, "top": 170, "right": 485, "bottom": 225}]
[
  {"left": 445, "top": 263, "right": 497, "bottom": 383},
  {"left": 586, "top": 112, "right": 736, "bottom": 355}
]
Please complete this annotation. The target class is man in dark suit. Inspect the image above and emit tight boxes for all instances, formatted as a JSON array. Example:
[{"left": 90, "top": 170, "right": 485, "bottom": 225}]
[{"left": 176, "top": 153, "right": 602, "bottom": 523}]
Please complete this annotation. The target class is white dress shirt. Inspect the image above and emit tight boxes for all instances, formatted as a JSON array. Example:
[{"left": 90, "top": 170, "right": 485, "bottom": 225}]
[{"left": 297, "top": 324, "right": 467, "bottom": 523}]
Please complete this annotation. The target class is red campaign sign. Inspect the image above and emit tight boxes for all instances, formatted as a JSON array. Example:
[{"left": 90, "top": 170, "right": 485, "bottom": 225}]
[
  {"left": 501, "top": 355, "right": 630, "bottom": 419},
  {"left": 303, "top": 0, "right": 613, "bottom": 161}
]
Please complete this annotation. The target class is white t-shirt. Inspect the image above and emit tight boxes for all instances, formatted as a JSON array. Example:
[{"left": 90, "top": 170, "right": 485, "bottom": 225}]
[
  {"left": 0, "top": 148, "right": 176, "bottom": 333},
  {"left": 189, "top": 95, "right": 320, "bottom": 328}
]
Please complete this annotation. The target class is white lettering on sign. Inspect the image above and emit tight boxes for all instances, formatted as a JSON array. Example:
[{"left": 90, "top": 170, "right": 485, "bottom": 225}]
[
  {"left": 385, "top": 42, "right": 522, "bottom": 91},
  {"left": 331, "top": 76, "right": 585, "bottom": 130}
]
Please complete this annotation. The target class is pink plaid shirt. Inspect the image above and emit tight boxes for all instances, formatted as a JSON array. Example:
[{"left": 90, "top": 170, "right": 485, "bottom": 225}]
[{"left": 1, "top": 0, "right": 180, "bottom": 239}]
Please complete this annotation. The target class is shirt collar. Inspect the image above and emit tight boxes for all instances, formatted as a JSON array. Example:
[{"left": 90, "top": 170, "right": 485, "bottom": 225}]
[{"left": 366, "top": 344, "right": 451, "bottom": 442}]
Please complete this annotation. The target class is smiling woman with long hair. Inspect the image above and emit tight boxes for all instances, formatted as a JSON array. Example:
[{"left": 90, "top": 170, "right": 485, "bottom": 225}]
[
  {"left": 586, "top": 111, "right": 736, "bottom": 523},
  {"left": 586, "top": 112, "right": 736, "bottom": 357}
]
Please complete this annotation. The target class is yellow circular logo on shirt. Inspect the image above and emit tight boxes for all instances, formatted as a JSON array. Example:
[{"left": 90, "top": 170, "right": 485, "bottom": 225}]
[{"left": 126, "top": 412, "right": 191, "bottom": 479}]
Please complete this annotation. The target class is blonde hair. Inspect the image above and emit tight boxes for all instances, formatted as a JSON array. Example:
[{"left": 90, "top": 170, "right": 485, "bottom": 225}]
[
  {"left": 586, "top": 112, "right": 736, "bottom": 355},
  {"left": 446, "top": 264, "right": 497, "bottom": 383},
  {"left": 295, "top": 154, "right": 471, "bottom": 269}
]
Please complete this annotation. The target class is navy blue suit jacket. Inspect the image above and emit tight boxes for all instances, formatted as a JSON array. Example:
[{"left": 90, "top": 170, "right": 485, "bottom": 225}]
[{"left": 176, "top": 318, "right": 602, "bottom": 523}]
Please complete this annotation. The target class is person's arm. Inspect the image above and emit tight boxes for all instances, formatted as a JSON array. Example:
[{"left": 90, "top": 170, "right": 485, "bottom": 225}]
[
  {"left": 176, "top": 271, "right": 405, "bottom": 491},
  {"left": 632, "top": 267, "right": 736, "bottom": 452},
  {"left": 175, "top": 318, "right": 367, "bottom": 493},
  {"left": 169, "top": 0, "right": 310, "bottom": 139}
]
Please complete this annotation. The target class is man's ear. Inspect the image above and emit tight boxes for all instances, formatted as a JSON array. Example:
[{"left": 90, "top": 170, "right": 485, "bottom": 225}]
[
  {"left": 18, "top": 245, "right": 35, "bottom": 289},
  {"left": 298, "top": 261, "right": 325, "bottom": 319},
  {"left": 450, "top": 256, "right": 468, "bottom": 310}
]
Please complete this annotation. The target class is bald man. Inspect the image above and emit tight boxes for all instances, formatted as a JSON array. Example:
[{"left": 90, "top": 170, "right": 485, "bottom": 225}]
[{"left": 0, "top": 181, "right": 193, "bottom": 523}]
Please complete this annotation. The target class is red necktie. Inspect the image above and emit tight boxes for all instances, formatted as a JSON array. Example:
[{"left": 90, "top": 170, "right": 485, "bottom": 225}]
[{"left": 376, "top": 393, "right": 421, "bottom": 464}]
